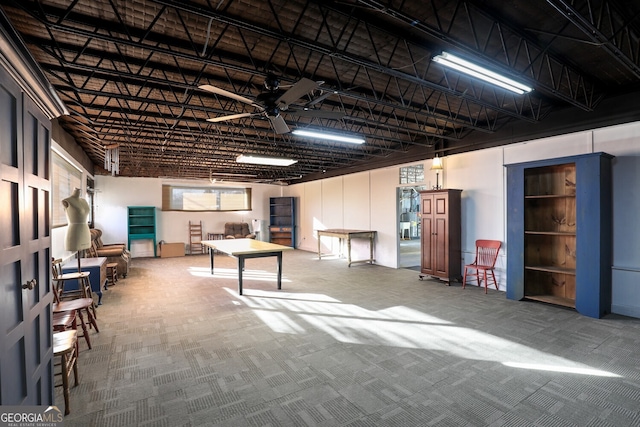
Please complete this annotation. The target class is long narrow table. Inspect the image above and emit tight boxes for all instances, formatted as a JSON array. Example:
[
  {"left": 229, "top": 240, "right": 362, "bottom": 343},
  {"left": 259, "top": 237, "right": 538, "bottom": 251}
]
[
  {"left": 316, "top": 229, "right": 376, "bottom": 267},
  {"left": 202, "top": 239, "right": 293, "bottom": 295}
]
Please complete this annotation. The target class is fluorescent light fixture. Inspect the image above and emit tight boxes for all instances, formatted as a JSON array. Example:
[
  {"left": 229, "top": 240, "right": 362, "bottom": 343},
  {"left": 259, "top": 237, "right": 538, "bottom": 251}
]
[
  {"left": 236, "top": 154, "right": 297, "bottom": 166},
  {"left": 432, "top": 52, "right": 533, "bottom": 95},
  {"left": 292, "top": 129, "right": 365, "bottom": 144},
  {"left": 210, "top": 172, "right": 257, "bottom": 177}
]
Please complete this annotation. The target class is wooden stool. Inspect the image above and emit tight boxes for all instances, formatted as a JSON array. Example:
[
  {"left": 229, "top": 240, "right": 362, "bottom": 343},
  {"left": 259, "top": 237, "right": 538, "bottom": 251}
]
[
  {"left": 53, "top": 330, "right": 79, "bottom": 415},
  {"left": 106, "top": 262, "right": 118, "bottom": 287}
]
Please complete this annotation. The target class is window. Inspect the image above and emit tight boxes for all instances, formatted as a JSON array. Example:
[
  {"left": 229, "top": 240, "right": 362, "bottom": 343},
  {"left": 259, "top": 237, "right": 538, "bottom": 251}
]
[
  {"left": 52, "top": 150, "right": 83, "bottom": 227},
  {"left": 87, "top": 177, "right": 95, "bottom": 228},
  {"left": 162, "top": 185, "right": 252, "bottom": 211},
  {"left": 399, "top": 164, "right": 424, "bottom": 184}
]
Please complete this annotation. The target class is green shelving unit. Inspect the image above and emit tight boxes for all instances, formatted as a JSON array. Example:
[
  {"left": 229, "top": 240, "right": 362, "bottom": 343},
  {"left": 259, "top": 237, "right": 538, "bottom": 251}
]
[{"left": 128, "top": 206, "right": 157, "bottom": 257}]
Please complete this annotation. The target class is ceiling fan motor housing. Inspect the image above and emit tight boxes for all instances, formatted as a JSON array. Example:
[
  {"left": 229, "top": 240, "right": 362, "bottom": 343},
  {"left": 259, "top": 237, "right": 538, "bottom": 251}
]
[
  {"left": 256, "top": 92, "right": 285, "bottom": 115},
  {"left": 265, "top": 105, "right": 280, "bottom": 117},
  {"left": 264, "top": 74, "right": 280, "bottom": 91}
]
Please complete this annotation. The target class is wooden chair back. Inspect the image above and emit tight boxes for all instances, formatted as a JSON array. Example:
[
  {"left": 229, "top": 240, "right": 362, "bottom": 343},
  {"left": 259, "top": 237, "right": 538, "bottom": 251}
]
[{"left": 474, "top": 239, "right": 501, "bottom": 268}]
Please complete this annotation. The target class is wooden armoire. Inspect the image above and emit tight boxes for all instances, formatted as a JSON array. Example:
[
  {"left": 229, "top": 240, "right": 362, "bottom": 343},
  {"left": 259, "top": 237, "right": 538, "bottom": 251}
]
[{"left": 419, "top": 189, "right": 462, "bottom": 282}]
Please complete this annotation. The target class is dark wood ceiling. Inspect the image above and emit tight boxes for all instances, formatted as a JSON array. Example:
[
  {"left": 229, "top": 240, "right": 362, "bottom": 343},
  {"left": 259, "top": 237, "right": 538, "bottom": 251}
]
[{"left": 2, "top": 0, "right": 639, "bottom": 183}]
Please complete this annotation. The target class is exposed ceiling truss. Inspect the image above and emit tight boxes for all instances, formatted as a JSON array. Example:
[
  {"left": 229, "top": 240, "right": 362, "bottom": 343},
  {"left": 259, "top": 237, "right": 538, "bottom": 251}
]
[{"left": 1, "top": 0, "right": 639, "bottom": 183}]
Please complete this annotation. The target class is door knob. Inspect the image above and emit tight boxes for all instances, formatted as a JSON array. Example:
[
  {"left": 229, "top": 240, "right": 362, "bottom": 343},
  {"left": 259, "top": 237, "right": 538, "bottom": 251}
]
[{"left": 22, "top": 279, "right": 37, "bottom": 290}]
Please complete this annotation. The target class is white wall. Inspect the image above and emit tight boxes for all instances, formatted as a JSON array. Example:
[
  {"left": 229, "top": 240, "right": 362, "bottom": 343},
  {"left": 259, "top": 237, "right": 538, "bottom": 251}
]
[
  {"left": 448, "top": 148, "right": 506, "bottom": 285},
  {"left": 288, "top": 163, "right": 432, "bottom": 268},
  {"left": 86, "top": 120, "right": 640, "bottom": 318},
  {"left": 593, "top": 123, "right": 640, "bottom": 318},
  {"left": 93, "top": 176, "right": 284, "bottom": 257},
  {"left": 284, "top": 121, "right": 640, "bottom": 318}
]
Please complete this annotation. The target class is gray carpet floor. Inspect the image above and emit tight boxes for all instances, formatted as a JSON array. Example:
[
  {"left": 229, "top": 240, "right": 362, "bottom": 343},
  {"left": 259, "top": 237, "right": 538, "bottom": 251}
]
[{"left": 57, "top": 250, "right": 640, "bottom": 426}]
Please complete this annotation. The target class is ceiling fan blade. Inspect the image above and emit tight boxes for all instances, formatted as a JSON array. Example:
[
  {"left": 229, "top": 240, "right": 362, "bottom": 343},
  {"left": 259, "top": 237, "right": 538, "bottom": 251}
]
[
  {"left": 287, "top": 109, "right": 345, "bottom": 120},
  {"left": 268, "top": 115, "right": 290, "bottom": 134},
  {"left": 206, "top": 112, "right": 255, "bottom": 123},
  {"left": 276, "top": 78, "right": 319, "bottom": 108},
  {"left": 199, "top": 84, "right": 257, "bottom": 106},
  {"left": 305, "top": 90, "right": 333, "bottom": 106}
]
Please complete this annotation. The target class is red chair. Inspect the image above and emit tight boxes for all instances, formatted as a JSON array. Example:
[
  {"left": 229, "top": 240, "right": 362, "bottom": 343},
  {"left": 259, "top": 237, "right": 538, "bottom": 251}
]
[{"left": 462, "top": 240, "right": 501, "bottom": 293}]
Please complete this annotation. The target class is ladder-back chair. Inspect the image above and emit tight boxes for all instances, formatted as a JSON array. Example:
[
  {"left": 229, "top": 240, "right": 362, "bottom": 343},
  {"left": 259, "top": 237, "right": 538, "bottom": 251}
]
[
  {"left": 189, "top": 221, "right": 204, "bottom": 254},
  {"left": 51, "top": 258, "right": 99, "bottom": 349},
  {"left": 462, "top": 240, "right": 501, "bottom": 293}
]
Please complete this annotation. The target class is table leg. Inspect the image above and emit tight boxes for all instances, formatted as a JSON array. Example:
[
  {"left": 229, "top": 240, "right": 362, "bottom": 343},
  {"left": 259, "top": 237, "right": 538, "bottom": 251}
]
[
  {"left": 238, "top": 256, "right": 244, "bottom": 295},
  {"left": 347, "top": 236, "right": 352, "bottom": 267},
  {"left": 209, "top": 248, "right": 215, "bottom": 275},
  {"left": 317, "top": 235, "right": 321, "bottom": 259},
  {"left": 369, "top": 233, "right": 374, "bottom": 264},
  {"left": 276, "top": 252, "right": 283, "bottom": 290}
]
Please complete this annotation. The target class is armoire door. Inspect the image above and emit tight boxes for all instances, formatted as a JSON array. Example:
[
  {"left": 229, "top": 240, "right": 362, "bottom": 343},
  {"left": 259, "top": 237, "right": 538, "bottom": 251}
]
[
  {"left": 420, "top": 189, "right": 462, "bottom": 282},
  {"left": 432, "top": 193, "right": 450, "bottom": 278},
  {"left": 0, "top": 66, "right": 54, "bottom": 407},
  {"left": 420, "top": 193, "right": 435, "bottom": 275}
]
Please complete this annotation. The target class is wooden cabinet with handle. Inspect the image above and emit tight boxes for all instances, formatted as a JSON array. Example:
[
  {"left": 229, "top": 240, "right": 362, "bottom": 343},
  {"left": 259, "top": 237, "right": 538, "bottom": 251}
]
[{"left": 419, "top": 189, "right": 462, "bottom": 283}]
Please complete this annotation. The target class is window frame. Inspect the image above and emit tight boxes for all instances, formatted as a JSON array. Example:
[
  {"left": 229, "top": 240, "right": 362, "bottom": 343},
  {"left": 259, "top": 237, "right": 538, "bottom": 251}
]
[
  {"left": 162, "top": 184, "right": 252, "bottom": 212},
  {"left": 51, "top": 150, "right": 83, "bottom": 228}
]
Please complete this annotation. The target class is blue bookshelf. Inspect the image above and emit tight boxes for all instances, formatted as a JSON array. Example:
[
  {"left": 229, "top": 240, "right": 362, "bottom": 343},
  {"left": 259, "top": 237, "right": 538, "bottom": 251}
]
[
  {"left": 269, "top": 197, "right": 296, "bottom": 247},
  {"left": 506, "top": 152, "right": 613, "bottom": 318}
]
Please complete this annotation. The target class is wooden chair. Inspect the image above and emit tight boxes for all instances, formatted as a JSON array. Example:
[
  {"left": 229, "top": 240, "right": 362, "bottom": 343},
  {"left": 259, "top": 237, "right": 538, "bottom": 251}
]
[
  {"left": 52, "top": 258, "right": 100, "bottom": 349},
  {"left": 53, "top": 298, "right": 99, "bottom": 350},
  {"left": 462, "top": 240, "right": 501, "bottom": 293},
  {"left": 106, "top": 262, "right": 118, "bottom": 287},
  {"left": 51, "top": 258, "right": 97, "bottom": 319},
  {"left": 189, "top": 221, "right": 204, "bottom": 254},
  {"left": 53, "top": 330, "right": 79, "bottom": 415},
  {"left": 53, "top": 311, "right": 79, "bottom": 354}
]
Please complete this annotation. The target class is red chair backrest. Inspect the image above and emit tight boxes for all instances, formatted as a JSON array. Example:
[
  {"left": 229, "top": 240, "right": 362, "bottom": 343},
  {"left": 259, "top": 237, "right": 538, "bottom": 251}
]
[{"left": 475, "top": 239, "right": 501, "bottom": 267}]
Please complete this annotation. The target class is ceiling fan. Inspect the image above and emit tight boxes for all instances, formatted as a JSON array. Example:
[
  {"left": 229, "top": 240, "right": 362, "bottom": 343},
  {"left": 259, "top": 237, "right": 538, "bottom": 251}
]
[{"left": 199, "top": 74, "right": 344, "bottom": 134}]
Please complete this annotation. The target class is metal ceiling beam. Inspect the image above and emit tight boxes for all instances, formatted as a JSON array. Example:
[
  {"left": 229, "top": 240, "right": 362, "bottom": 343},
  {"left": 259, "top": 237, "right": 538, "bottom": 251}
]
[
  {"left": 13, "top": 0, "right": 542, "bottom": 153},
  {"left": 147, "top": 0, "right": 543, "bottom": 121},
  {"left": 67, "top": 113, "right": 410, "bottom": 162},
  {"left": 341, "top": 0, "right": 603, "bottom": 111},
  {"left": 25, "top": 33, "right": 497, "bottom": 134},
  {"left": 5, "top": 0, "right": 622, "bottom": 183},
  {"left": 546, "top": 0, "right": 640, "bottom": 79},
  {"left": 53, "top": 83, "right": 455, "bottom": 145}
]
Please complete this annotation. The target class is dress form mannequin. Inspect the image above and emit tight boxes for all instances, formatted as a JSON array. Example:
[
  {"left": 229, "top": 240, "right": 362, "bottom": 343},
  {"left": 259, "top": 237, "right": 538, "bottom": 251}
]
[{"left": 62, "top": 188, "right": 91, "bottom": 252}]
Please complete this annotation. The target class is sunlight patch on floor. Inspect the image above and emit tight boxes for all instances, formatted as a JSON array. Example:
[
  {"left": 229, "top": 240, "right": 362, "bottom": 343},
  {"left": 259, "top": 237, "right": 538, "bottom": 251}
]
[
  {"left": 502, "top": 361, "right": 621, "bottom": 377},
  {"left": 240, "top": 289, "right": 341, "bottom": 302},
  {"left": 252, "top": 309, "right": 307, "bottom": 334},
  {"left": 235, "top": 290, "right": 621, "bottom": 378}
]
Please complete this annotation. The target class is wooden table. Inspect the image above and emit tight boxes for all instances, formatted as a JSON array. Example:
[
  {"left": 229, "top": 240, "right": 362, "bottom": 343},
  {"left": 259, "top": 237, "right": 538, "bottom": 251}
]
[
  {"left": 202, "top": 239, "right": 293, "bottom": 295},
  {"left": 316, "top": 229, "right": 376, "bottom": 266}
]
